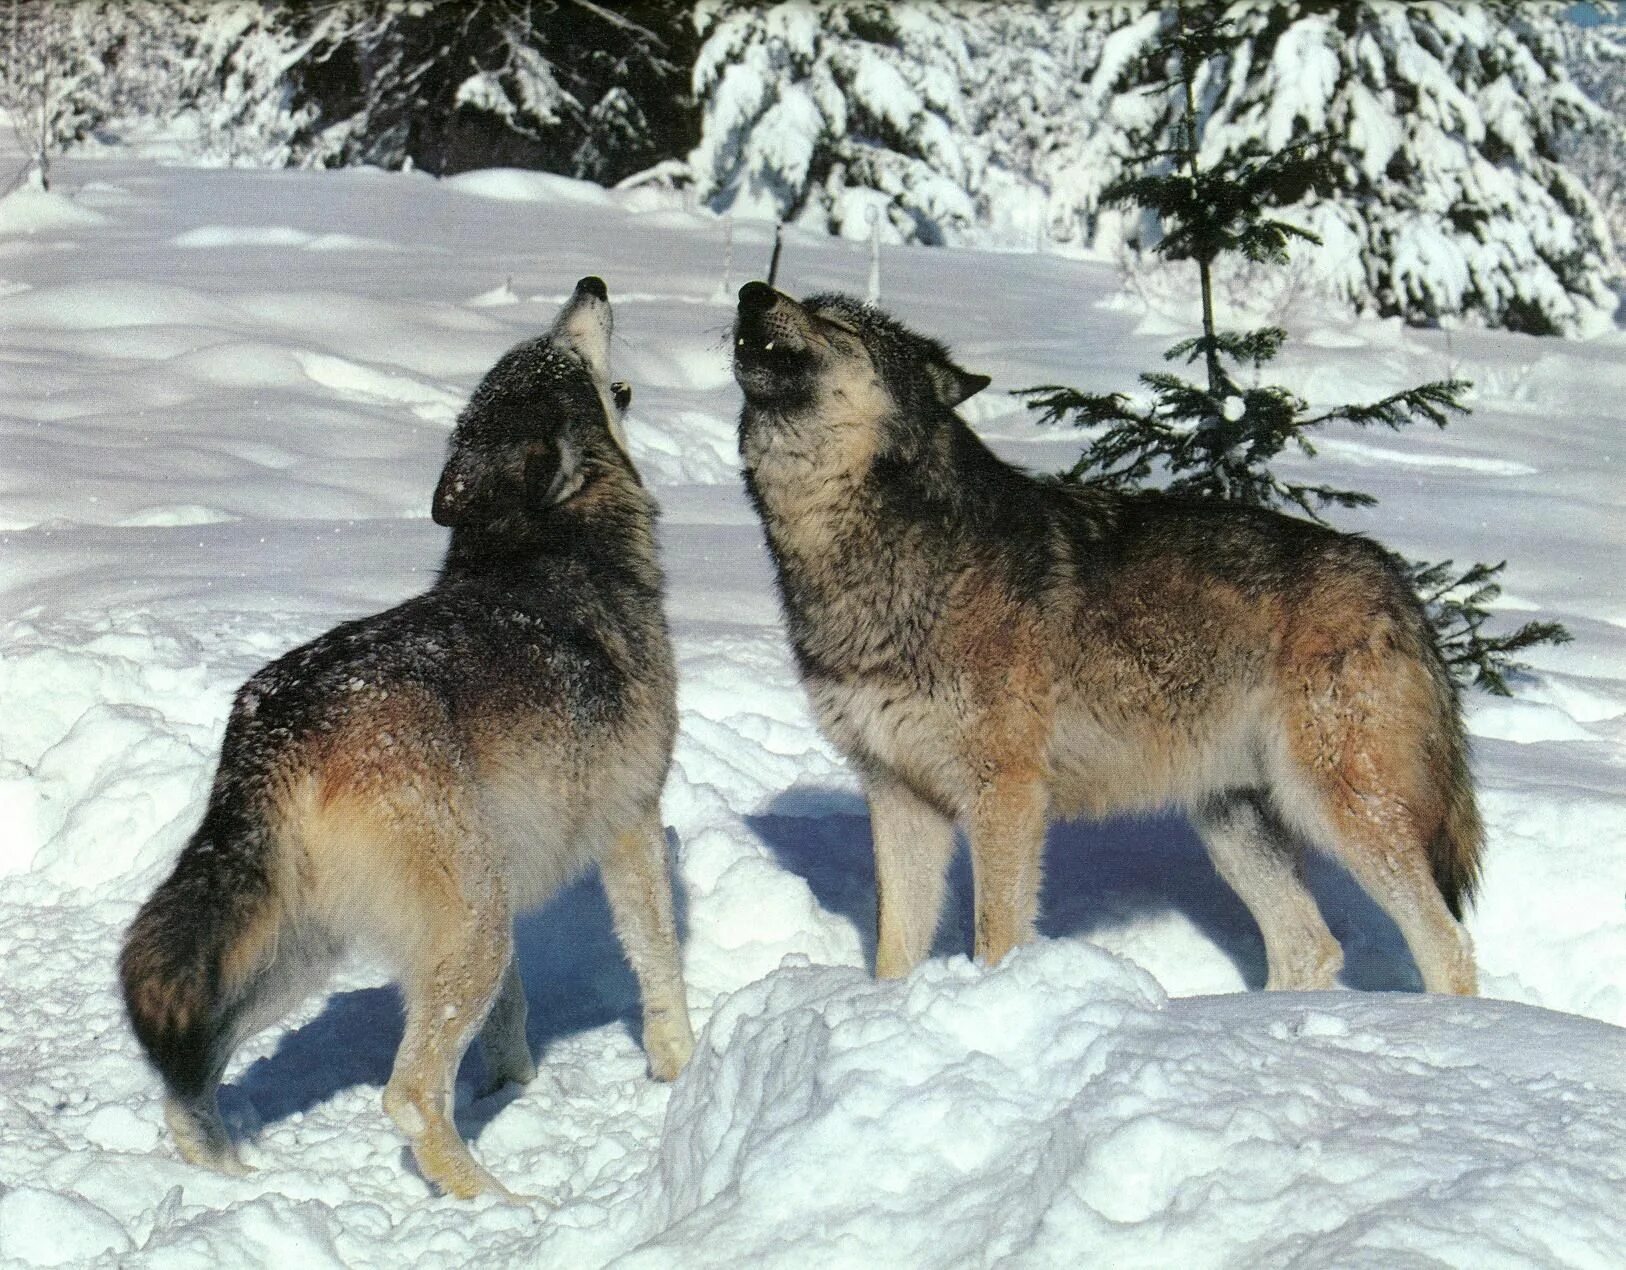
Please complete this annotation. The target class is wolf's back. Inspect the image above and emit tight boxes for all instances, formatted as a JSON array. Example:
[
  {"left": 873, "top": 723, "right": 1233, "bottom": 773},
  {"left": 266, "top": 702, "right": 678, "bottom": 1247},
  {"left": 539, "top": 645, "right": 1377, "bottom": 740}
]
[{"left": 120, "top": 798, "right": 280, "bottom": 1100}]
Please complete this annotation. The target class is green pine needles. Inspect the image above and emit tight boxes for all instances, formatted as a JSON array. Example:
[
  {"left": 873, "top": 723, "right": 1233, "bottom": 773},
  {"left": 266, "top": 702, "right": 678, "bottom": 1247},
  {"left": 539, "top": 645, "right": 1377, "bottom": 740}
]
[{"left": 1018, "top": 1, "right": 1568, "bottom": 696}]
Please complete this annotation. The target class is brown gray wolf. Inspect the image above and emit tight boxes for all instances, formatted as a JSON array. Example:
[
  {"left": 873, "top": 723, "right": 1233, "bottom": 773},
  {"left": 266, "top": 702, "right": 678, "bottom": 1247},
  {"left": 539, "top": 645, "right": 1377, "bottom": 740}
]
[
  {"left": 730, "top": 281, "right": 1479, "bottom": 996},
  {"left": 120, "top": 277, "right": 694, "bottom": 1200}
]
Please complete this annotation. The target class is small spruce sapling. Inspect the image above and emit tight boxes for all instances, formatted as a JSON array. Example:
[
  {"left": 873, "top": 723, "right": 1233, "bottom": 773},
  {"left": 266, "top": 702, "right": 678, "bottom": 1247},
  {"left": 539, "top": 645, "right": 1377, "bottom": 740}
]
[{"left": 1018, "top": 1, "right": 1568, "bottom": 696}]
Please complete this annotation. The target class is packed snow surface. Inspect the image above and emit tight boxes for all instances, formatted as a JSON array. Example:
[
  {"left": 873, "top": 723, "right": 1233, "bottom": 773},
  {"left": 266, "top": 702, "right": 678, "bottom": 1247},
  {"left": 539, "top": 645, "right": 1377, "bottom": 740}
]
[{"left": 0, "top": 154, "right": 1623, "bottom": 1267}]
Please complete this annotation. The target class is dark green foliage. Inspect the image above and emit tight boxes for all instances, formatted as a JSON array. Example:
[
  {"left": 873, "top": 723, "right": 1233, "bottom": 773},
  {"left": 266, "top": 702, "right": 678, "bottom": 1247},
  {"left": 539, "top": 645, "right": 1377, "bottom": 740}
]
[
  {"left": 1019, "top": 0, "right": 1568, "bottom": 696},
  {"left": 1408, "top": 560, "right": 1573, "bottom": 697},
  {"left": 1106, "top": 138, "right": 1328, "bottom": 268},
  {"left": 278, "top": 1, "right": 698, "bottom": 181},
  {"left": 1023, "top": 365, "right": 1472, "bottom": 522}
]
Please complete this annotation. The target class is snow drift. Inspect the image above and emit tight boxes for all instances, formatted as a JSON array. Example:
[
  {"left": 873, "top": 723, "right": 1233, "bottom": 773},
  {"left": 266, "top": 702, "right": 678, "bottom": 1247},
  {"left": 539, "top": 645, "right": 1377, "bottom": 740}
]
[{"left": 0, "top": 148, "right": 1623, "bottom": 1267}]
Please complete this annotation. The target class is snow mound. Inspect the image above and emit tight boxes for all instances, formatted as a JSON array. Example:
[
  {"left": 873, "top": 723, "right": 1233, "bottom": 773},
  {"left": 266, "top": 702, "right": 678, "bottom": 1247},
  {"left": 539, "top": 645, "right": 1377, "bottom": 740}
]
[
  {"left": 637, "top": 942, "right": 1626, "bottom": 1267},
  {"left": 0, "top": 1186, "right": 132, "bottom": 1265},
  {"left": 465, "top": 281, "right": 520, "bottom": 307},
  {"left": 0, "top": 279, "right": 238, "bottom": 330},
  {"left": 172, "top": 226, "right": 399, "bottom": 252},
  {"left": 443, "top": 168, "right": 620, "bottom": 207},
  {"left": 0, "top": 184, "right": 108, "bottom": 236},
  {"left": 293, "top": 351, "right": 465, "bottom": 421},
  {"left": 0, "top": 613, "right": 221, "bottom": 884}
]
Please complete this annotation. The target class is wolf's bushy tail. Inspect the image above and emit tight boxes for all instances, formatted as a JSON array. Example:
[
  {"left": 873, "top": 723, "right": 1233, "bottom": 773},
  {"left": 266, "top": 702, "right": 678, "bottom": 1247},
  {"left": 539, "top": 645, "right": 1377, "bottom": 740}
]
[
  {"left": 119, "top": 800, "right": 281, "bottom": 1103},
  {"left": 1429, "top": 708, "right": 1484, "bottom": 921}
]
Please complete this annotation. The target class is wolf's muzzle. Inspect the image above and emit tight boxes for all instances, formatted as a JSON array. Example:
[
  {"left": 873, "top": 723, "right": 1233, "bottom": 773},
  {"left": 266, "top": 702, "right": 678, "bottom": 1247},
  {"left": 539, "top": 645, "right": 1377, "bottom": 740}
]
[{"left": 734, "top": 282, "right": 809, "bottom": 363}]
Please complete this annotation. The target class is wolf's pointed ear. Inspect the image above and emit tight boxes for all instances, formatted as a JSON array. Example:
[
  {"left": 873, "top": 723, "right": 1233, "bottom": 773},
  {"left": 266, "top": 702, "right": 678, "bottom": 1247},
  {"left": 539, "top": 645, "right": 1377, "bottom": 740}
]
[
  {"left": 524, "top": 437, "right": 584, "bottom": 508},
  {"left": 433, "top": 440, "right": 582, "bottom": 528},
  {"left": 926, "top": 360, "right": 991, "bottom": 408}
]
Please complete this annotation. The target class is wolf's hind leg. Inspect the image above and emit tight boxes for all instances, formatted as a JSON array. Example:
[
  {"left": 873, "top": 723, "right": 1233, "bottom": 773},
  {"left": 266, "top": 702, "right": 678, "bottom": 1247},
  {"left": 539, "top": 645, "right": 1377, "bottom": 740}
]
[
  {"left": 382, "top": 854, "right": 516, "bottom": 1200},
  {"left": 1192, "top": 792, "right": 1342, "bottom": 990},
  {"left": 1287, "top": 779, "right": 1477, "bottom": 996},
  {"left": 600, "top": 813, "right": 693, "bottom": 1082},
  {"left": 1277, "top": 679, "right": 1479, "bottom": 996},
  {"left": 1334, "top": 837, "right": 1476, "bottom": 995},
  {"left": 866, "top": 773, "right": 956, "bottom": 978},
  {"left": 475, "top": 954, "right": 536, "bottom": 1097},
  {"left": 968, "top": 775, "right": 1048, "bottom": 967}
]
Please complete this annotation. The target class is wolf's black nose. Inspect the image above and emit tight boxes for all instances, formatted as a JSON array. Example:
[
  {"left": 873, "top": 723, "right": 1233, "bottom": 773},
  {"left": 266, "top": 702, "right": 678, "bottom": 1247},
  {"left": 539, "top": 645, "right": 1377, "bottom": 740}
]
[
  {"left": 738, "top": 281, "right": 777, "bottom": 314},
  {"left": 575, "top": 276, "right": 608, "bottom": 301}
]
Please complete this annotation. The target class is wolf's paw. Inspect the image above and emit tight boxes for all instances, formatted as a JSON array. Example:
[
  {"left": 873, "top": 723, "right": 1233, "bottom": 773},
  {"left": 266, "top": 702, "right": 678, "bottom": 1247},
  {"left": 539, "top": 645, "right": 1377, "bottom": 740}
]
[
  {"left": 644, "top": 1012, "right": 696, "bottom": 1082},
  {"left": 179, "top": 1144, "right": 254, "bottom": 1177},
  {"left": 495, "top": 1185, "right": 560, "bottom": 1208},
  {"left": 409, "top": 1131, "right": 518, "bottom": 1203}
]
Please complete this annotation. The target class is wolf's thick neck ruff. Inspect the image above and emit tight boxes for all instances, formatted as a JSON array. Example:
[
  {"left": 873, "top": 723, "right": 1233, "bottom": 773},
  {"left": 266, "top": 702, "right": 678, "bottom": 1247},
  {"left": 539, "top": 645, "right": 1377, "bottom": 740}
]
[
  {"left": 438, "top": 473, "right": 664, "bottom": 600},
  {"left": 732, "top": 287, "right": 1057, "bottom": 683}
]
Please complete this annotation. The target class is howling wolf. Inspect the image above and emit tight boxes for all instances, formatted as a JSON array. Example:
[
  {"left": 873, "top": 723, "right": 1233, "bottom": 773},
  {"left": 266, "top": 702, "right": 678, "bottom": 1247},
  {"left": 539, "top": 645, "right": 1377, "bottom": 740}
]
[
  {"left": 121, "top": 277, "right": 694, "bottom": 1199},
  {"left": 731, "top": 281, "right": 1479, "bottom": 996}
]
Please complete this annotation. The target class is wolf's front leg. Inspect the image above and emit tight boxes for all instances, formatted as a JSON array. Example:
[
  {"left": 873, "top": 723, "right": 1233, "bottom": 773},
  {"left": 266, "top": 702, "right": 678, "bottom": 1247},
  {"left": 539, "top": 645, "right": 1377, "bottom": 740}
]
[
  {"left": 968, "top": 775, "right": 1049, "bottom": 966},
  {"left": 601, "top": 814, "right": 694, "bottom": 1080},
  {"left": 866, "top": 772, "right": 956, "bottom": 978}
]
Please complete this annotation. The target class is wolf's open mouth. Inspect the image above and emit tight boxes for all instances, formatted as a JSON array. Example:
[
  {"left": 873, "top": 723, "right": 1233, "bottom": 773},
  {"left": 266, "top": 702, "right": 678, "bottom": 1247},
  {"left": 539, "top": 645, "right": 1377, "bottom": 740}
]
[
  {"left": 732, "top": 330, "right": 805, "bottom": 373},
  {"left": 733, "top": 283, "right": 813, "bottom": 389}
]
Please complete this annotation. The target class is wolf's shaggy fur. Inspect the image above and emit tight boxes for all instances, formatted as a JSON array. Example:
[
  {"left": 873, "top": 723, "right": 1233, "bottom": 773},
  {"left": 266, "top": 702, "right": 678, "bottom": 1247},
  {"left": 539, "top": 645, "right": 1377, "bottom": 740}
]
[
  {"left": 731, "top": 281, "right": 1480, "bottom": 994},
  {"left": 121, "top": 278, "right": 693, "bottom": 1200}
]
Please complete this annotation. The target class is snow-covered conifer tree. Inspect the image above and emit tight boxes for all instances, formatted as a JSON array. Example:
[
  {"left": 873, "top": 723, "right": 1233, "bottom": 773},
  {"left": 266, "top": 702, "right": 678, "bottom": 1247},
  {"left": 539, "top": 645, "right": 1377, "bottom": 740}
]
[
  {"left": 1563, "top": 10, "right": 1626, "bottom": 271},
  {"left": 950, "top": 2, "right": 1159, "bottom": 250},
  {"left": 688, "top": 0, "right": 977, "bottom": 243},
  {"left": 180, "top": 2, "right": 695, "bottom": 181},
  {"left": 0, "top": 0, "right": 198, "bottom": 187},
  {"left": 692, "top": 2, "right": 1615, "bottom": 331},
  {"left": 173, "top": 4, "right": 353, "bottom": 169},
  {"left": 1073, "top": 1, "right": 1617, "bottom": 335}
]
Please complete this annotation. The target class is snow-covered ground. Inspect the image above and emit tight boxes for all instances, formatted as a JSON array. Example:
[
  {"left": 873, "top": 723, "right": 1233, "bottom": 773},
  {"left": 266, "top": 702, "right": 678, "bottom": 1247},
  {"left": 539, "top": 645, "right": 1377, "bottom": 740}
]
[{"left": 1, "top": 151, "right": 1623, "bottom": 1267}]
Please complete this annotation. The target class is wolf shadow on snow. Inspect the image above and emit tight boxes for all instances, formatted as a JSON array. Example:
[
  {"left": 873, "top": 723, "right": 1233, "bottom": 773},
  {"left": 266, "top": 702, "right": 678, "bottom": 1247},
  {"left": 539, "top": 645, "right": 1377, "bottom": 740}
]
[
  {"left": 224, "top": 795, "right": 1418, "bottom": 1150},
  {"left": 747, "top": 787, "right": 1424, "bottom": 993}
]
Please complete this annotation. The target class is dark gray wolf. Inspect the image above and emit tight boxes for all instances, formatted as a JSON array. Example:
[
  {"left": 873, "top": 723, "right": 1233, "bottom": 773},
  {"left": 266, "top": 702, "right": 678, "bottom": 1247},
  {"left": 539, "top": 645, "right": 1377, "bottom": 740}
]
[
  {"left": 121, "top": 278, "right": 693, "bottom": 1200},
  {"left": 731, "top": 281, "right": 1479, "bottom": 995}
]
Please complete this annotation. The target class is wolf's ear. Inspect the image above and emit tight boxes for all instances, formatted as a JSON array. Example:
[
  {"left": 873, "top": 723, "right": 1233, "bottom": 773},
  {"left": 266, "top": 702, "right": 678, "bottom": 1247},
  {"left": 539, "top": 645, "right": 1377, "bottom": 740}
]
[
  {"left": 433, "top": 440, "right": 582, "bottom": 527},
  {"left": 523, "top": 437, "right": 585, "bottom": 508},
  {"left": 926, "top": 360, "right": 991, "bottom": 408}
]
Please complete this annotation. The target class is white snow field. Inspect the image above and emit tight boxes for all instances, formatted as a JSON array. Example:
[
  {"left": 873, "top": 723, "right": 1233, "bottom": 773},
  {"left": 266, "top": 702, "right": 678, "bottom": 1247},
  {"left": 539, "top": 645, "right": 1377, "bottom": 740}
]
[{"left": 1, "top": 152, "right": 1624, "bottom": 1268}]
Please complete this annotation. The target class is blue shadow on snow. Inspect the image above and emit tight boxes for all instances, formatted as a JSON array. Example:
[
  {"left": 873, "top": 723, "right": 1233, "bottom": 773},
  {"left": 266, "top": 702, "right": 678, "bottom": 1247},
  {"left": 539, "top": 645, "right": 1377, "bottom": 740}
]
[{"left": 746, "top": 785, "right": 1422, "bottom": 993}]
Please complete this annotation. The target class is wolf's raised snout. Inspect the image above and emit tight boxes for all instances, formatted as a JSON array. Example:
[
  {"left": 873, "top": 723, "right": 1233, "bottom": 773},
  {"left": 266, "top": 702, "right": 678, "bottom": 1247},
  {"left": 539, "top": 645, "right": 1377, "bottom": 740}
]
[
  {"left": 733, "top": 281, "right": 805, "bottom": 351},
  {"left": 576, "top": 274, "right": 608, "bottom": 301}
]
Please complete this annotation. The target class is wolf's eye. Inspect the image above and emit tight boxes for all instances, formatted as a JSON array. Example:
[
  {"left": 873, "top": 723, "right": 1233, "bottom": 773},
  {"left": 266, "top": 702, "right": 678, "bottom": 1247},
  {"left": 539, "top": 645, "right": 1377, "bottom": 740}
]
[
  {"left": 819, "top": 314, "right": 860, "bottom": 336},
  {"left": 611, "top": 381, "right": 632, "bottom": 411}
]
